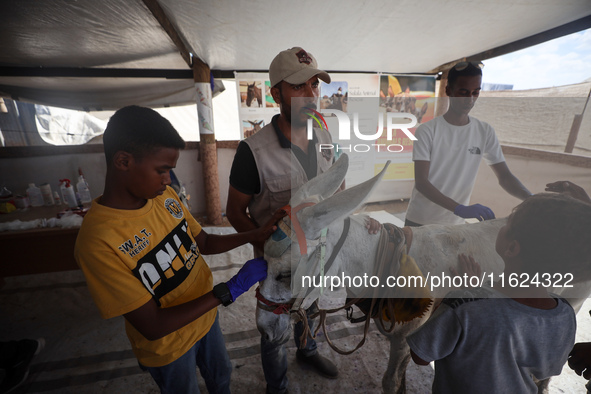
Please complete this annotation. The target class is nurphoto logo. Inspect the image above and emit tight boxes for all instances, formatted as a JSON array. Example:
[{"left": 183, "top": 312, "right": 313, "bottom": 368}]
[{"left": 305, "top": 107, "right": 418, "bottom": 153}]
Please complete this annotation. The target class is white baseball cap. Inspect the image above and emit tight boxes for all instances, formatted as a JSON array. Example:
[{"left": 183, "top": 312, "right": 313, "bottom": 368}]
[{"left": 269, "top": 47, "right": 331, "bottom": 88}]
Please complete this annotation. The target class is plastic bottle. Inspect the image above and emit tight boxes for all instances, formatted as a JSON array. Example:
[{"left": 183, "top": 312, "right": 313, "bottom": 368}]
[
  {"left": 40, "top": 183, "right": 55, "bottom": 206},
  {"left": 27, "top": 183, "right": 44, "bottom": 207},
  {"left": 53, "top": 191, "right": 62, "bottom": 205},
  {"left": 76, "top": 175, "right": 92, "bottom": 204},
  {"left": 14, "top": 195, "right": 29, "bottom": 209},
  {"left": 59, "top": 179, "right": 78, "bottom": 208}
]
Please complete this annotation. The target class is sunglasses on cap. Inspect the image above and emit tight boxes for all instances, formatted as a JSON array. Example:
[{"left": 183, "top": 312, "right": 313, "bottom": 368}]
[{"left": 453, "top": 61, "right": 484, "bottom": 71}]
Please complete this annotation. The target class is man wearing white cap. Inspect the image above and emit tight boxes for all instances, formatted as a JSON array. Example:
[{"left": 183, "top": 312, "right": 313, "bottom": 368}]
[{"left": 227, "top": 47, "right": 338, "bottom": 393}]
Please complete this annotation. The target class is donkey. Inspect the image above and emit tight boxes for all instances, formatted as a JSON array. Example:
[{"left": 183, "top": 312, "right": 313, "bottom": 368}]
[{"left": 256, "top": 154, "right": 588, "bottom": 393}]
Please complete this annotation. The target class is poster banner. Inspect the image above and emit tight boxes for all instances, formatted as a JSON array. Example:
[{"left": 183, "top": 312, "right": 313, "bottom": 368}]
[
  {"left": 318, "top": 73, "right": 436, "bottom": 187},
  {"left": 236, "top": 72, "right": 436, "bottom": 199},
  {"left": 235, "top": 72, "right": 280, "bottom": 139}
]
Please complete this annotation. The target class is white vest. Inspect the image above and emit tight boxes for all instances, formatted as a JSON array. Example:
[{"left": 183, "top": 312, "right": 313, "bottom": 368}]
[{"left": 244, "top": 122, "right": 334, "bottom": 228}]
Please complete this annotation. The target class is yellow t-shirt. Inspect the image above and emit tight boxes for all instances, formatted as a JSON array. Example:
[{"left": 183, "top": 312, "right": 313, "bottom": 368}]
[{"left": 74, "top": 187, "right": 216, "bottom": 367}]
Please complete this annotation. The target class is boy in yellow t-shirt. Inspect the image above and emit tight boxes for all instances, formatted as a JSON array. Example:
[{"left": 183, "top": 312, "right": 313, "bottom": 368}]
[{"left": 75, "top": 105, "right": 283, "bottom": 393}]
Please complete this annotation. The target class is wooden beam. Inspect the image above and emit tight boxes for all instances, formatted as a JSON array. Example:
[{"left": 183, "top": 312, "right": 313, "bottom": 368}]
[
  {"left": 142, "top": 0, "right": 221, "bottom": 224},
  {"left": 0, "top": 67, "right": 193, "bottom": 79},
  {"left": 0, "top": 141, "right": 239, "bottom": 159},
  {"left": 142, "top": 0, "right": 192, "bottom": 67},
  {"left": 141, "top": 0, "right": 210, "bottom": 80},
  {"left": 429, "top": 15, "right": 591, "bottom": 74}
]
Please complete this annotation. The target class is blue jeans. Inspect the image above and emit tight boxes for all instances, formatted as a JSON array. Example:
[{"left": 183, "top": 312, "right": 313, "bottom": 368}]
[
  {"left": 142, "top": 312, "right": 232, "bottom": 394},
  {"left": 261, "top": 307, "right": 317, "bottom": 394}
]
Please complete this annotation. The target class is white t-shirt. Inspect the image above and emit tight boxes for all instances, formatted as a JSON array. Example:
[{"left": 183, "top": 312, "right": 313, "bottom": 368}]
[
  {"left": 406, "top": 115, "right": 505, "bottom": 225},
  {"left": 407, "top": 287, "right": 576, "bottom": 394}
]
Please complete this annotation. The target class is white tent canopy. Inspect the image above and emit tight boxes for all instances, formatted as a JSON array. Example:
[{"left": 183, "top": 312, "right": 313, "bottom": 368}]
[{"left": 1, "top": 0, "right": 590, "bottom": 111}]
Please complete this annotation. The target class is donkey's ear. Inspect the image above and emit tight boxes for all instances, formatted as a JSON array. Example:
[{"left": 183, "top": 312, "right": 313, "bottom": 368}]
[
  {"left": 290, "top": 153, "right": 349, "bottom": 207},
  {"left": 298, "top": 161, "right": 390, "bottom": 238}
]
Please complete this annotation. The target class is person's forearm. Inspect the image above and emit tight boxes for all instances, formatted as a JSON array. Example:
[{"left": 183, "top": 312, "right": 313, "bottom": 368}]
[
  {"left": 154, "top": 292, "right": 221, "bottom": 338},
  {"left": 498, "top": 174, "right": 532, "bottom": 200},
  {"left": 410, "top": 349, "right": 430, "bottom": 366},
  {"left": 126, "top": 292, "right": 221, "bottom": 341},
  {"left": 224, "top": 206, "right": 268, "bottom": 253},
  {"left": 199, "top": 230, "right": 260, "bottom": 255},
  {"left": 226, "top": 208, "right": 259, "bottom": 233},
  {"left": 415, "top": 179, "right": 460, "bottom": 212}
]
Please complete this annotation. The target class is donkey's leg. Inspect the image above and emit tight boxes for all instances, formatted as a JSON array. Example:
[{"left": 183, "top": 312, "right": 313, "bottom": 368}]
[
  {"left": 380, "top": 318, "right": 426, "bottom": 394},
  {"left": 383, "top": 342, "right": 409, "bottom": 394},
  {"left": 534, "top": 377, "right": 550, "bottom": 394},
  {"left": 382, "top": 330, "right": 411, "bottom": 394}
]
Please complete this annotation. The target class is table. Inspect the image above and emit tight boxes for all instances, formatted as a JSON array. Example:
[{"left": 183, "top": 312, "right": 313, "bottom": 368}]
[{"left": 0, "top": 205, "right": 87, "bottom": 277}]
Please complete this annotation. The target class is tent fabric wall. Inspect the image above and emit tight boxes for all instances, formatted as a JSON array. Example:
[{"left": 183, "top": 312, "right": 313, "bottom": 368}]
[
  {"left": 0, "top": 99, "right": 42, "bottom": 146},
  {"left": 160, "top": 0, "right": 589, "bottom": 73},
  {"left": 475, "top": 82, "right": 591, "bottom": 156}
]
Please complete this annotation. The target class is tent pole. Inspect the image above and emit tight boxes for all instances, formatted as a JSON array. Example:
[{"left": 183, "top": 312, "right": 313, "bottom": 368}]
[
  {"left": 142, "top": 0, "right": 223, "bottom": 224},
  {"left": 193, "top": 61, "right": 223, "bottom": 225},
  {"left": 434, "top": 69, "right": 449, "bottom": 117},
  {"left": 564, "top": 86, "right": 590, "bottom": 154}
]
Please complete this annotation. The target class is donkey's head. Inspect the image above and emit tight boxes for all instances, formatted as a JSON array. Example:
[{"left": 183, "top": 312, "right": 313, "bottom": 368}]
[{"left": 256, "top": 154, "right": 390, "bottom": 342}]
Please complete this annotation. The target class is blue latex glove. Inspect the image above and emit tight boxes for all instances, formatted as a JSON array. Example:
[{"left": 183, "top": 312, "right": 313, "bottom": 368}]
[
  {"left": 454, "top": 204, "right": 496, "bottom": 221},
  {"left": 226, "top": 257, "right": 268, "bottom": 301}
]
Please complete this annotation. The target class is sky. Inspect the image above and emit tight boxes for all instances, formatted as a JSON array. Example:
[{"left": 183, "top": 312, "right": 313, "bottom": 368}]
[{"left": 482, "top": 27, "right": 591, "bottom": 90}]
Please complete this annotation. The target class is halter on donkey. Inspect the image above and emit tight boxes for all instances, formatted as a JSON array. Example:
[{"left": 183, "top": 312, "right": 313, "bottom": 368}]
[{"left": 256, "top": 154, "right": 432, "bottom": 355}]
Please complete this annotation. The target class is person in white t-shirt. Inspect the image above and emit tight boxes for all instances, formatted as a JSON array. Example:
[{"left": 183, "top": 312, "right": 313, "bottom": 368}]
[{"left": 405, "top": 62, "right": 532, "bottom": 226}]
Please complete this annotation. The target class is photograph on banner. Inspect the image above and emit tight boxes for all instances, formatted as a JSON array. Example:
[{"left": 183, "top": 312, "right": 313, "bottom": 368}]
[
  {"left": 293, "top": 93, "right": 415, "bottom": 192},
  {"left": 334, "top": 97, "right": 417, "bottom": 187},
  {"left": 379, "top": 74, "right": 436, "bottom": 124},
  {"left": 373, "top": 119, "right": 418, "bottom": 155},
  {"left": 320, "top": 81, "right": 348, "bottom": 113},
  {"left": 235, "top": 72, "right": 280, "bottom": 139},
  {"left": 264, "top": 81, "right": 279, "bottom": 108},
  {"left": 239, "top": 80, "right": 264, "bottom": 108},
  {"left": 242, "top": 119, "right": 266, "bottom": 139},
  {"left": 376, "top": 74, "right": 437, "bottom": 155},
  {"left": 331, "top": 73, "right": 380, "bottom": 98},
  {"left": 310, "top": 73, "right": 417, "bottom": 192}
]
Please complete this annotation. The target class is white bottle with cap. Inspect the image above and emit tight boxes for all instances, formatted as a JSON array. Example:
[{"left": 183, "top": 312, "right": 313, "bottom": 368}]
[
  {"left": 59, "top": 179, "right": 78, "bottom": 208},
  {"left": 53, "top": 191, "right": 62, "bottom": 205},
  {"left": 76, "top": 175, "right": 92, "bottom": 204},
  {"left": 26, "top": 183, "right": 44, "bottom": 207},
  {"left": 40, "top": 183, "right": 55, "bottom": 206}
]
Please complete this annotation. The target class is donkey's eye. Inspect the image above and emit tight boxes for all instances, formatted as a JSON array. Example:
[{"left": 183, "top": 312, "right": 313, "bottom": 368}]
[{"left": 276, "top": 271, "right": 292, "bottom": 281}]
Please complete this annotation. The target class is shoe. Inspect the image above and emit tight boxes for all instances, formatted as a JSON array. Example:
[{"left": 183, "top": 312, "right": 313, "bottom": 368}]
[
  {"left": 296, "top": 350, "right": 338, "bottom": 379},
  {"left": 0, "top": 338, "right": 44, "bottom": 394}
]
